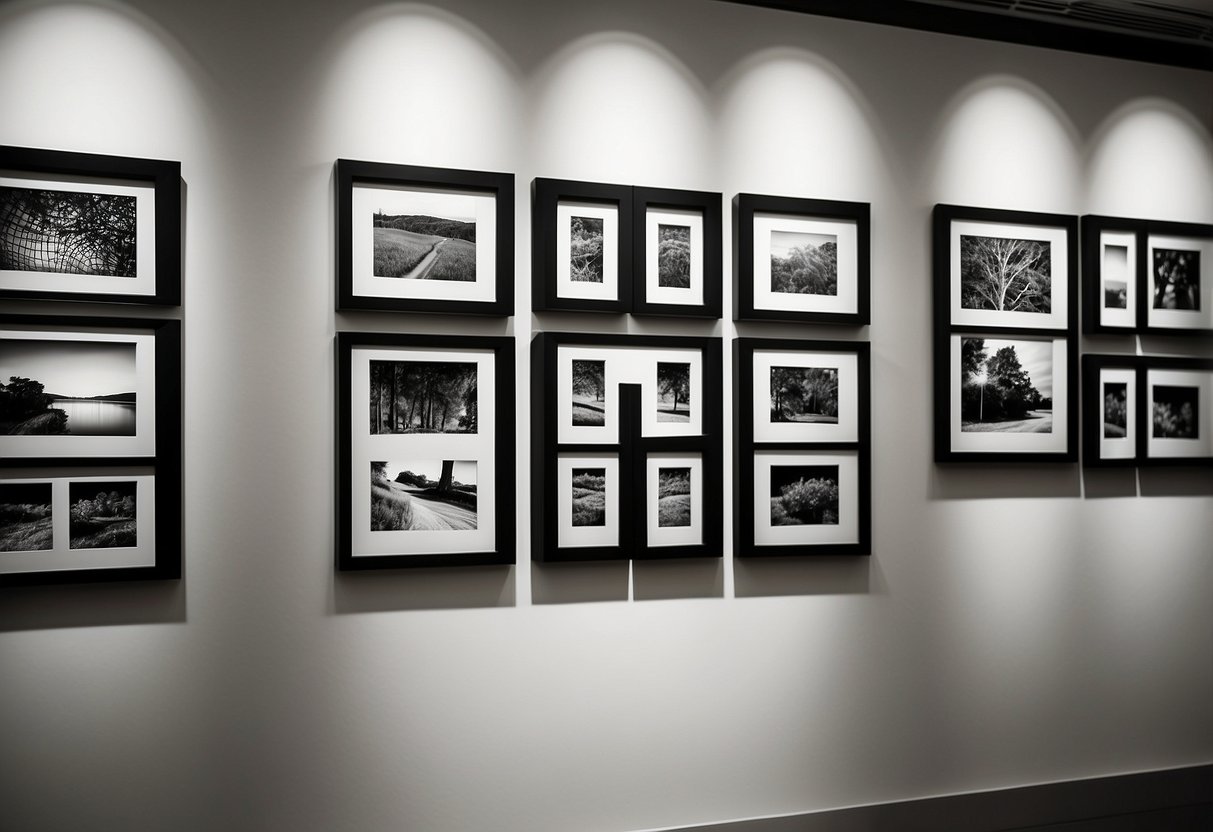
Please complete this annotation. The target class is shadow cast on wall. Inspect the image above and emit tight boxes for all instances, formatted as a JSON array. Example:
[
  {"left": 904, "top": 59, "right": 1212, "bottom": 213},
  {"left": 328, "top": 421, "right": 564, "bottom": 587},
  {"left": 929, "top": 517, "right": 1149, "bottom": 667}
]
[
  {"left": 0, "top": 580, "right": 187, "bottom": 632},
  {"left": 734, "top": 555, "right": 872, "bottom": 598},
  {"left": 331, "top": 564, "right": 515, "bottom": 613}
]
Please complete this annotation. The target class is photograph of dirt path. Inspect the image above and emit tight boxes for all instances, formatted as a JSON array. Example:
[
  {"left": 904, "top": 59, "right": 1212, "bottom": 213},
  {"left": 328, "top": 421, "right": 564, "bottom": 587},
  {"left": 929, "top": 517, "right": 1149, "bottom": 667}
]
[
  {"left": 371, "top": 189, "right": 478, "bottom": 282},
  {"left": 371, "top": 460, "right": 478, "bottom": 532}
]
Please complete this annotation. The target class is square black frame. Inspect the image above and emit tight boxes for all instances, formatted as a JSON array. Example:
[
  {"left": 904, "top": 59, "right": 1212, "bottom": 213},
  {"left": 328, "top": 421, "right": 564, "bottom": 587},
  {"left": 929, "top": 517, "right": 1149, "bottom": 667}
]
[
  {"left": 632, "top": 186, "right": 722, "bottom": 318},
  {"left": 734, "top": 194, "right": 870, "bottom": 325},
  {"left": 1138, "top": 355, "right": 1213, "bottom": 467},
  {"left": 0, "top": 145, "right": 181, "bottom": 306},
  {"left": 0, "top": 314, "right": 182, "bottom": 586},
  {"left": 335, "top": 331, "right": 516, "bottom": 570},
  {"left": 531, "top": 332, "right": 723, "bottom": 562},
  {"left": 933, "top": 204, "right": 1079, "bottom": 463},
  {"left": 734, "top": 338, "right": 871, "bottom": 557},
  {"left": 1141, "top": 219, "right": 1210, "bottom": 335},
  {"left": 335, "top": 159, "right": 514, "bottom": 316}
]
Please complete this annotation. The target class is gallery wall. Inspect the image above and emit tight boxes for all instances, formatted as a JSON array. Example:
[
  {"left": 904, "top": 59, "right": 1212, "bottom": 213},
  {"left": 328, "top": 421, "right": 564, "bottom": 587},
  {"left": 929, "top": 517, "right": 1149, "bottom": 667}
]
[{"left": 0, "top": 0, "right": 1210, "bottom": 830}]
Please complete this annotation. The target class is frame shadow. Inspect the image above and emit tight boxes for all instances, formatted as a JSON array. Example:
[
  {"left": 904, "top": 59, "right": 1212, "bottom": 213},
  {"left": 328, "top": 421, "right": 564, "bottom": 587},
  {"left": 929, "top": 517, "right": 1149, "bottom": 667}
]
[
  {"left": 0, "top": 579, "right": 186, "bottom": 631},
  {"left": 531, "top": 560, "right": 629, "bottom": 604},
  {"left": 734, "top": 555, "right": 872, "bottom": 598},
  {"left": 633, "top": 557, "right": 723, "bottom": 600},
  {"left": 330, "top": 564, "right": 515, "bottom": 613}
]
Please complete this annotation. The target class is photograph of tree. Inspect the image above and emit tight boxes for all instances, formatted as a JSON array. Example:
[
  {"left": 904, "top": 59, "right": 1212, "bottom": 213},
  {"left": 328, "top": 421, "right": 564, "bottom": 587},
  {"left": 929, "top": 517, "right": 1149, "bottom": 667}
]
[
  {"left": 69, "top": 481, "right": 137, "bottom": 549},
  {"left": 0, "top": 339, "right": 137, "bottom": 436},
  {"left": 960, "top": 337, "right": 1053, "bottom": 433},
  {"left": 770, "top": 465, "right": 838, "bottom": 526},
  {"left": 0, "top": 186, "right": 137, "bottom": 277},
  {"left": 657, "top": 467, "right": 691, "bottom": 527},
  {"left": 657, "top": 224, "right": 691, "bottom": 288},
  {"left": 1103, "top": 243, "right": 1129, "bottom": 309},
  {"left": 959, "top": 235, "right": 1052, "bottom": 313},
  {"left": 1152, "top": 248, "right": 1200, "bottom": 310},
  {"left": 371, "top": 460, "right": 477, "bottom": 531},
  {"left": 1152, "top": 386, "right": 1199, "bottom": 439},
  {"left": 569, "top": 216, "right": 604, "bottom": 283},
  {"left": 570, "top": 467, "right": 605, "bottom": 527},
  {"left": 770, "top": 366, "right": 838, "bottom": 424},
  {"left": 1104, "top": 382, "right": 1128, "bottom": 438},
  {"left": 371, "top": 190, "right": 477, "bottom": 282},
  {"left": 656, "top": 362, "right": 691, "bottom": 422},
  {"left": 769, "top": 230, "right": 837, "bottom": 296},
  {"left": 571, "top": 359, "right": 606, "bottom": 426},
  {"left": 0, "top": 482, "right": 52, "bottom": 552},
  {"left": 369, "top": 360, "right": 476, "bottom": 434}
]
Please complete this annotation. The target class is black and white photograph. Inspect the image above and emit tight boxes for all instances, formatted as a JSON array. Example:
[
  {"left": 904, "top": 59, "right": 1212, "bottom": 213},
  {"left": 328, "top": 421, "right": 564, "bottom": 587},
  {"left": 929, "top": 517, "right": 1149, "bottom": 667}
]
[
  {"left": 1152, "top": 247, "right": 1201, "bottom": 311},
  {"left": 960, "top": 234, "right": 1052, "bottom": 314},
  {"left": 656, "top": 466, "right": 691, "bottom": 527},
  {"left": 1082, "top": 357, "right": 1138, "bottom": 466},
  {"left": 571, "top": 359, "right": 606, "bottom": 427},
  {"left": 0, "top": 338, "right": 136, "bottom": 436},
  {"left": 570, "top": 467, "right": 606, "bottom": 527},
  {"left": 656, "top": 362, "right": 691, "bottom": 422},
  {"left": 1103, "top": 243, "right": 1129, "bottom": 309},
  {"left": 770, "top": 366, "right": 838, "bottom": 424},
  {"left": 369, "top": 359, "right": 477, "bottom": 434},
  {"left": 371, "top": 460, "right": 478, "bottom": 532},
  {"left": 657, "top": 223, "right": 691, "bottom": 288},
  {"left": 960, "top": 337, "right": 1053, "bottom": 434},
  {"left": 0, "top": 186, "right": 136, "bottom": 277},
  {"left": 569, "top": 215, "right": 604, "bottom": 283},
  {"left": 1104, "top": 381, "right": 1128, "bottom": 438},
  {"left": 372, "top": 192, "right": 477, "bottom": 283},
  {"left": 770, "top": 230, "right": 837, "bottom": 296},
  {"left": 1152, "top": 385, "right": 1199, "bottom": 439},
  {"left": 636, "top": 188, "right": 720, "bottom": 317},
  {"left": 770, "top": 464, "right": 839, "bottom": 526},
  {"left": 69, "top": 480, "right": 137, "bottom": 549},
  {"left": 0, "top": 481, "right": 52, "bottom": 552}
]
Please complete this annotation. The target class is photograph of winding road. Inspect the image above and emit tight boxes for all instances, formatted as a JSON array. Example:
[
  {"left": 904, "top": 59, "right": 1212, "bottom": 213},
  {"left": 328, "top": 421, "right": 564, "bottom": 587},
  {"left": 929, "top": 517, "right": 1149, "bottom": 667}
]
[
  {"left": 371, "top": 460, "right": 477, "bottom": 532},
  {"left": 961, "top": 337, "right": 1053, "bottom": 434},
  {"left": 0, "top": 338, "right": 137, "bottom": 436},
  {"left": 371, "top": 188, "right": 478, "bottom": 282}
]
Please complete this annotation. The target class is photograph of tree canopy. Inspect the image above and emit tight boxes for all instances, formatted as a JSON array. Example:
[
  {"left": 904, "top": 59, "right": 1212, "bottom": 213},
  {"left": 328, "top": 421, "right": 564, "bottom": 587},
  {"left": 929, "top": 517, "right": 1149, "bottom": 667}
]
[
  {"left": 657, "top": 467, "right": 691, "bottom": 527},
  {"left": 657, "top": 224, "right": 691, "bottom": 288},
  {"left": 371, "top": 460, "right": 477, "bottom": 532},
  {"left": 1152, "top": 385, "right": 1199, "bottom": 439},
  {"left": 570, "top": 467, "right": 605, "bottom": 527},
  {"left": 960, "top": 337, "right": 1053, "bottom": 433},
  {"left": 1103, "top": 243, "right": 1129, "bottom": 309},
  {"left": 369, "top": 360, "right": 477, "bottom": 435},
  {"left": 1104, "top": 382, "right": 1128, "bottom": 438},
  {"left": 769, "top": 230, "right": 837, "bottom": 296},
  {"left": 569, "top": 215, "right": 604, "bottom": 283},
  {"left": 571, "top": 359, "right": 606, "bottom": 426},
  {"left": 656, "top": 362, "right": 691, "bottom": 422},
  {"left": 0, "top": 186, "right": 137, "bottom": 277},
  {"left": 960, "top": 235, "right": 1052, "bottom": 314},
  {"left": 770, "top": 464, "right": 838, "bottom": 526},
  {"left": 69, "top": 481, "right": 137, "bottom": 549},
  {"left": 371, "top": 191, "right": 477, "bottom": 282},
  {"left": 1153, "top": 248, "right": 1200, "bottom": 311},
  {"left": 770, "top": 366, "right": 838, "bottom": 424},
  {"left": 0, "top": 338, "right": 137, "bottom": 437},
  {"left": 0, "top": 482, "right": 52, "bottom": 552}
]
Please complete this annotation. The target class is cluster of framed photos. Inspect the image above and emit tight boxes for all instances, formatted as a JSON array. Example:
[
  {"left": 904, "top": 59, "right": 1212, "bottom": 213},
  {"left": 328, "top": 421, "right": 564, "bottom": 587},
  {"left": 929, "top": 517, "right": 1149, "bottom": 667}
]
[{"left": 1, "top": 143, "right": 183, "bottom": 586}]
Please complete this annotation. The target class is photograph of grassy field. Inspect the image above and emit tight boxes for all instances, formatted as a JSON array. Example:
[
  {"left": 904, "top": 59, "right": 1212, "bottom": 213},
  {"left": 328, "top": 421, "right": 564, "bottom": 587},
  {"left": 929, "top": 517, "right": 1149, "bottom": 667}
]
[
  {"left": 371, "top": 460, "right": 477, "bottom": 532},
  {"left": 372, "top": 209, "right": 477, "bottom": 282},
  {"left": 0, "top": 482, "right": 53, "bottom": 552},
  {"left": 69, "top": 481, "right": 136, "bottom": 549},
  {"left": 571, "top": 359, "right": 606, "bottom": 426},
  {"left": 657, "top": 468, "right": 691, "bottom": 527},
  {"left": 571, "top": 468, "right": 605, "bottom": 527}
]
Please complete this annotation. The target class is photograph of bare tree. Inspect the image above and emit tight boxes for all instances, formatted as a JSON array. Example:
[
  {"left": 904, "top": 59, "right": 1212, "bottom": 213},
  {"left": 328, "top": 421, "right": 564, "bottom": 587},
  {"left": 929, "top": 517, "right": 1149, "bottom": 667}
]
[
  {"left": 1153, "top": 248, "right": 1200, "bottom": 310},
  {"left": 657, "top": 467, "right": 691, "bottom": 527},
  {"left": 369, "top": 360, "right": 476, "bottom": 434},
  {"left": 770, "top": 366, "right": 838, "bottom": 424},
  {"left": 961, "top": 338, "right": 1053, "bottom": 433},
  {"left": 1152, "top": 386, "right": 1199, "bottom": 439},
  {"left": 960, "top": 235, "right": 1052, "bottom": 313},
  {"left": 1103, "top": 243, "right": 1129, "bottom": 309},
  {"left": 656, "top": 362, "right": 691, "bottom": 422},
  {"left": 1104, "top": 382, "right": 1128, "bottom": 438},
  {"left": 571, "top": 359, "right": 606, "bottom": 426},
  {"left": 570, "top": 467, "right": 605, "bottom": 527},
  {"left": 0, "top": 186, "right": 137, "bottom": 277},
  {"left": 0, "top": 339, "right": 137, "bottom": 436},
  {"left": 372, "top": 191, "right": 477, "bottom": 282},
  {"left": 371, "top": 460, "right": 477, "bottom": 531},
  {"left": 770, "top": 465, "right": 838, "bottom": 526},
  {"left": 569, "top": 216, "right": 604, "bottom": 283},
  {"left": 0, "top": 482, "right": 52, "bottom": 552},
  {"left": 769, "top": 230, "right": 837, "bottom": 296},
  {"left": 657, "top": 224, "right": 691, "bottom": 288},
  {"left": 69, "top": 481, "right": 137, "bottom": 549}
]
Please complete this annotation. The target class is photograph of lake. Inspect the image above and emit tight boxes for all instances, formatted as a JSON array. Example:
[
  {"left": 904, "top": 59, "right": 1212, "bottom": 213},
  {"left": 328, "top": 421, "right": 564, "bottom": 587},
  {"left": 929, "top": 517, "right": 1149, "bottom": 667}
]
[{"left": 0, "top": 338, "right": 136, "bottom": 436}]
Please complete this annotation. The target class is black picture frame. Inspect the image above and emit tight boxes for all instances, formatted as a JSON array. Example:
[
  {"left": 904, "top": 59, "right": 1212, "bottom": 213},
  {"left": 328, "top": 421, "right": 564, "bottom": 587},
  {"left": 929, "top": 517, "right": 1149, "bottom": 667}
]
[
  {"left": 531, "top": 332, "right": 723, "bottom": 562},
  {"left": 734, "top": 338, "right": 870, "bottom": 557},
  {"left": 733, "top": 193, "right": 870, "bottom": 325},
  {"left": 335, "top": 159, "right": 514, "bottom": 316},
  {"left": 1081, "top": 215, "right": 1145, "bottom": 335},
  {"left": 1139, "top": 219, "right": 1212, "bottom": 335},
  {"left": 933, "top": 204, "right": 1079, "bottom": 463},
  {"left": 1081, "top": 353, "right": 1142, "bottom": 467},
  {"left": 1138, "top": 355, "right": 1213, "bottom": 467},
  {"left": 0, "top": 314, "right": 181, "bottom": 586},
  {"left": 632, "top": 186, "right": 722, "bottom": 318},
  {"left": 335, "top": 331, "right": 515, "bottom": 570},
  {"left": 0, "top": 145, "right": 181, "bottom": 306}
]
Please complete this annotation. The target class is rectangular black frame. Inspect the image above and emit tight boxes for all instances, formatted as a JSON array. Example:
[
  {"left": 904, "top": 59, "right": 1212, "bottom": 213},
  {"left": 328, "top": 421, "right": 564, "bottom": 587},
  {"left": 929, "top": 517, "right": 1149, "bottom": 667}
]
[
  {"left": 632, "top": 186, "right": 722, "bottom": 318},
  {"left": 734, "top": 338, "right": 871, "bottom": 557},
  {"left": 0, "top": 314, "right": 181, "bottom": 586},
  {"left": 335, "top": 159, "right": 514, "bottom": 316},
  {"left": 531, "top": 332, "right": 723, "bottom": 562},
  {"left": 934, "top": 204, "right": 1079, "bottom": 463},
  {"left": 734, "top": 193, "right": 870, "bottom": 325},
  {"left": 1081, "top": 353, "right": 1143, "bottom": 467},
  {"left": 0, "top": 145, "right": 181, "bottom": 306},
  {"left": 335, "top": 331, "right": 515, "bottom": 570},
  {"left": 1138, "top": 355, "right": 1213, "bottom": 467}
]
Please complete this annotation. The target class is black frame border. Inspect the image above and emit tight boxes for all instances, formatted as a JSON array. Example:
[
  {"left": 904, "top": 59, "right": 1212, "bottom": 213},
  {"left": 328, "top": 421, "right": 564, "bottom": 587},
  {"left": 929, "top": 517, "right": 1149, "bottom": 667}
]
[
  {"left": 1081, "top": 353, "right": 1143, "bottom": 468},
  {"left": 1081, "top": 215, "right": 1146, "bottom": 336},
  {"left": 632, "top": 186, "right": 723, "bottom": 319},
  {"left": 1139, "top": 219, "right": 1213, "bottom": 336},
  {"left": 1137, "top": 355, "right": 1213, "bottom": 468}
]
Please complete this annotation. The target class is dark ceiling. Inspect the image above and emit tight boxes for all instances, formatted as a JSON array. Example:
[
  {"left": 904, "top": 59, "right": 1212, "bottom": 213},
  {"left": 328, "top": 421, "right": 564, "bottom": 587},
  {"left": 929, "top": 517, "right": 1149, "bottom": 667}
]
[{"left": 722, "top": 0, "right": 1213, "bottom": 70}]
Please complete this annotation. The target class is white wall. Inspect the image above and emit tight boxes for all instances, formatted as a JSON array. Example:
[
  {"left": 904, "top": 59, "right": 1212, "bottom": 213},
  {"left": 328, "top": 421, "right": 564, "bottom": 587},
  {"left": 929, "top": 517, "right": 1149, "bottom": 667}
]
[{"left": 1, "top": 1, "right": 1210, "bottom": 830}]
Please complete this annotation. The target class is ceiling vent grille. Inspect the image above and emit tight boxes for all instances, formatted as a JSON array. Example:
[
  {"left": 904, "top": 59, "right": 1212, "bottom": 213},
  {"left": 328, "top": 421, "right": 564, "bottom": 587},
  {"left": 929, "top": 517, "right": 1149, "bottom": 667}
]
[{"left": 925, "top": 0, "right": 1213, "bottom": 43}]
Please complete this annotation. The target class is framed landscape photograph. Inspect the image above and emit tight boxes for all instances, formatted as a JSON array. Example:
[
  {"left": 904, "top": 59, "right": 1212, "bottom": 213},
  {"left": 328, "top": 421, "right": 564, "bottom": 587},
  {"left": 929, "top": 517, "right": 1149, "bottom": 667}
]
[
  {"left": 734, "top": 338, "right": 870, "bottom": 557},
  {"left": 335, "top": 159, "right": 513, "bottom": 316},
  {"left": 1143, "top": 221, "right": 1212, "bottom": 334},
  {"left": 532, "top": 178, "right": 632, "bottom": 313},
  {"left": 1081, "top": 354, "right": 1141, "bottom": 466},
  {"left": 734, "top": 194, "right": 870, "bottom": 325},
  {"left": 335, "top": 332, "right": 515, "bottom": 569},
  {"left": 632, "top": 187, "right": 722, "bottom": 318},
  {"left": 1142, "top": 358, "right": 1212, "bottom": 465},
  {"left": 1081, "top": 215, "right": 1143, "bottom": 334},
  {"left": 0, "top": 145, "right": 180, "bottom": 305}
]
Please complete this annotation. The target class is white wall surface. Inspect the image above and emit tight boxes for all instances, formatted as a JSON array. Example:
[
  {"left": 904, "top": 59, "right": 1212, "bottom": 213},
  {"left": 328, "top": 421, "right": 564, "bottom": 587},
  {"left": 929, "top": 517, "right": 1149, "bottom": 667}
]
[{"left": 1, "top": 1, "right": 1210, "bottom": 830}]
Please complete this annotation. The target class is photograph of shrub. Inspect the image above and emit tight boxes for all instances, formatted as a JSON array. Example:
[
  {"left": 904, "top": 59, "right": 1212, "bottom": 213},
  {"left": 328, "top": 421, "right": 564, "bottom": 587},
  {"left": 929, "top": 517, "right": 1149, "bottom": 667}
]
[
  {"left": 1103, "top": 243, "right": 1129, "bottom": 309},
  {"left": 69, "top": 480, "right": 136, "bottom": 549},
  {"left": 657, "top": 467, "right": 691, "bottom": 527},
  {"left": 369, "top": 360, "right": 476, "bottom": 435},
  {"left": 0, "top": 186, "right": 137, "bottom": 277},
  {"left": 570, "top": 467, "right": 606, "bottom": 527},
  {"left": 770, "top": 464, "right": 839, "bottom": 526},
  {"left": 569, "top": 216, "right": 604, "bottom": 283},
  {"left": 657, "top": 224, "right": 691, "bottom": 288},
  {"left": 371, "top": 192, "right": 476, "bottom": 282},
  {"left": 571, "top": 359, "right": 606, "bottom": 426},
  {"left": 656, "top": 362, "right": 690, "bottom": 422},
  {"left": 1153, "top": 386, "right": 1199, "bottom": 439},
  {"left": 0, "top": 481, "right": 52, "bottom": 552},
  {"left": 1104, "top": 382, "right": 1128, "bottom": 438},
  {"left": 370, "top": 460, "right": 477, "bottom": 531},
  {"left": 770, "top": 230, "right": 837, "bottom": 296},
  {"left": 960, "top": 337, "right": 1053, "bottom": 434},
  {"left": 770, "top": 366, "right": 838, "bottom": 424},
  {"left": 960, "top": 235, "right": 1051, "bottom": 314},
  {"left": 0, "top": 338, "right": 136, "bottom": 436},
  {"left": 1153, "top": 248, "right": 1200, "bottom": 311}
]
